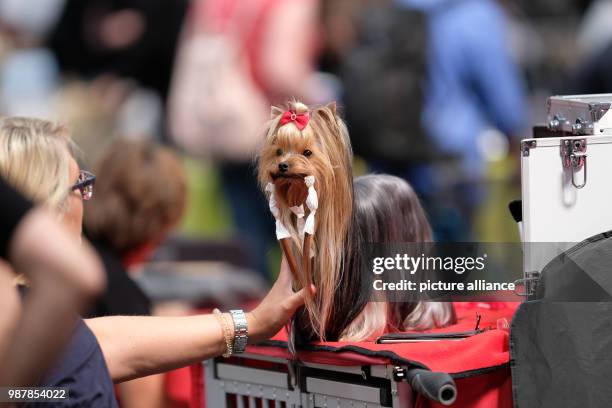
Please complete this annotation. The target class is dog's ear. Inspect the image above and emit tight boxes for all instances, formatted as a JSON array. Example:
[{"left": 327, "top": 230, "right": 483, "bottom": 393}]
[
  {"left": 271, "top": 106, "right": 284, "bottom": 119},
  {"left": 326, "top": 101, "right": 337, "bottom": 116},
  {"left": 315, "top": 103, "right": 341, "bottom": 131}
]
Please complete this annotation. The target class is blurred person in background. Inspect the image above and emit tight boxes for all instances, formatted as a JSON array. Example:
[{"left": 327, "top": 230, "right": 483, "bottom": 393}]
[
  {"left": 47, "top": 0, "right": 188, "bottom": 103},
  {"left": 169, "top": 0, "right": 324, "bottom": 281},
  {"left": 568, "top": 41, "right": 612, "bottom": 94},
  {"left": 567, "top": 0, "right": 612, "bottom": 94},
  {"left": 575, "top": 0, "right": 612, "bottom": 60},
  {"left": 45, "top": 0, "right": 189, "bottom": 142},
  {"left": 0, "top": 176, "right": 104, "bottom": 387},
  {"left": 0, "top": 0, "right": 178, "bottom": 158},
  {"left": 85, "top": 139, "right": 187, "bottom": 319},
  {"left": 339, "top": 174, "right": 456, "bottom": 341},
  {"left": 0, "top": 0, "right": 64, "bottom": 118},
  {"left": 83, "top": 139, "right": 187, "bottom": 407},
  {"left": 0, "top": 116, "right": 313, "bottom": 406},
  {"left": 340, "top": 0, "right": 528, "bottom": 240}
]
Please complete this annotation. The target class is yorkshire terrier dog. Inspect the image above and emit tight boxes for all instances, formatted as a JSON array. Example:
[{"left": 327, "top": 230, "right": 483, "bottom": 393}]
[
  {"left": 258, "top": 100, "right": 366, "bottom": 342},
  {"left": 258, "top": 101, "right": 455, "bottom": 343}
]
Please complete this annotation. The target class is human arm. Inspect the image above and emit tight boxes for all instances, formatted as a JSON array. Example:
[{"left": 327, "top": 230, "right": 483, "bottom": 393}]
[
  {"left": 116, "top": 374, "right": 167, "bottom": 408},
  {"left": 88, "top": 257, "right": 312, "bottom": 382}
]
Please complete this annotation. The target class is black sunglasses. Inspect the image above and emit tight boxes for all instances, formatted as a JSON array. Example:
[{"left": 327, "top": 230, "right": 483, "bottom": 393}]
[{"left": 72, "top": 170, "right": 96, "bottom": 200}]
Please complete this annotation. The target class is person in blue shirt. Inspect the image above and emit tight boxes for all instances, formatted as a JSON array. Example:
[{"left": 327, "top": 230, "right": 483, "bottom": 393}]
[
  {"left": 400, "top": 0, "right": 527, "bottom": 172},
  {"left": 396, "top": 0, "right": 529, "bottom": 240}
]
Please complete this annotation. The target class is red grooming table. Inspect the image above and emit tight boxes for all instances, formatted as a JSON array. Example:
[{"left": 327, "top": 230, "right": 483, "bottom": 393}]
[{"left": 167, "top": 302, "right": 519, "bottom": 408}]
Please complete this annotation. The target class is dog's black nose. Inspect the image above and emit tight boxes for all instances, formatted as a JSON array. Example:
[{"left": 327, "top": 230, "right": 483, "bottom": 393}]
[{"left": 278, "top": 162, "right": 289, "bottom": 173}]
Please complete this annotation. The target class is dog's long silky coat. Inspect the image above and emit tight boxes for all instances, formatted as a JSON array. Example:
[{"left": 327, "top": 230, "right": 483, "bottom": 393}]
[{"left": 258, "top": 101, "right": 367, "bottom": 342}]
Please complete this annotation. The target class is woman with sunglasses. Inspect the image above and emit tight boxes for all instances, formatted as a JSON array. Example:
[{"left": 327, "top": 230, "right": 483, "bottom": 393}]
[{"left": 0, "top": 117, "right": 313, "bottom": 407}]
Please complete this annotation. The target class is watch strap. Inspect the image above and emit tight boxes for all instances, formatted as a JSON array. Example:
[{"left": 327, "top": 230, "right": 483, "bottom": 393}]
[{"left": 229, "top": 310, "right": 248, "bottom": 353}]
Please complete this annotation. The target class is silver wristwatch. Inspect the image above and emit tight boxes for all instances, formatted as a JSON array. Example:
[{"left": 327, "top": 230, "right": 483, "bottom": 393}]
[{"left": 229, "top": 310, "right": 248, "bottom": 353}]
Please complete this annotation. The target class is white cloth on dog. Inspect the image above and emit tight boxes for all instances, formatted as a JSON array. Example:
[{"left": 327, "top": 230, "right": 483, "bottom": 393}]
[
  {"left": 265, "top": 177, "right": 318, "bottom": 240},
  {"left": 304, "top": 176, "right": 318, "bottom": 235},
  {"left": 265, "top": 183, "right": 291, "bottom": 240}
]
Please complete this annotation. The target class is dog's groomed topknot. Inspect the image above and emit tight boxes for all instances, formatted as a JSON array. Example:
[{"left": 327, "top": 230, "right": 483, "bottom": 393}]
[{"left": 290, "top": 101, "right": 309, "bottom": 114}]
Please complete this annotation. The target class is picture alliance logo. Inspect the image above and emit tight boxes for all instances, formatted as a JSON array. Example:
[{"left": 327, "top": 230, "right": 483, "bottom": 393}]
[{"left": 371, "top": 253, "right": 488, "bottom": 275}]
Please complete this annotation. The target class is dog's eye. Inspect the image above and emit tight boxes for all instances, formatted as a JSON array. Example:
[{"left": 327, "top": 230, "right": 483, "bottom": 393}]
[
  {"left": 303, "top": 149, "right": 312, "bottom": 157},
  {"left": 276, "top": 148, "right": 283, "bottom": 156}
]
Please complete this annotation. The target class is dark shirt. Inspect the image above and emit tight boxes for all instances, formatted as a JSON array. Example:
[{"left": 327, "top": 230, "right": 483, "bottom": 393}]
[
  {"left": 85, "top": 236, "right": 151, "bottom": 318},
  {"left": 47, "top": 0, "right": 188, "bottom": 101},
  {"left": 568, "top": 41, "right": 612, "bottom": 95},
  {"left": 17, "top": 288, "right": 118, "bottom": 408},
  {"left": 0, "top": 177, "right": 33, "bottom": 260},
  {"left": 29, "top": 320, "right": 118, "bottom": 408}
]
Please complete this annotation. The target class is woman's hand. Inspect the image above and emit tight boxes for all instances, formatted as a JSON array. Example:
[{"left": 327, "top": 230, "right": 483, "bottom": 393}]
[{"left": 247, "top": 257, "right": 315, "bottom": 343}]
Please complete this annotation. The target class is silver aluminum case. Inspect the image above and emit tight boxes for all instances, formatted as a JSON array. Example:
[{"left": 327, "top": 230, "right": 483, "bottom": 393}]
[{"left": 521, "top": 133, "right": 612, "bottom": 295}]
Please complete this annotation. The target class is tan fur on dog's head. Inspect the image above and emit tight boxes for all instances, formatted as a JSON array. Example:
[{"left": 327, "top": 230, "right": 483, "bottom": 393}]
[{"left": 258, "top": 100, "right": 353, "bottom": 340}]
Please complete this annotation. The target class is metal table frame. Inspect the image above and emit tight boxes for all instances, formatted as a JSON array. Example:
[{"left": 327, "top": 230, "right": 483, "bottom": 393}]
[{"left": 205, "top": 352, "right": 414, "bottom": 408}]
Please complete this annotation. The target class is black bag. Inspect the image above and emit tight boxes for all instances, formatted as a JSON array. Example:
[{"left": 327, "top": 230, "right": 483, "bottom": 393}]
[
  {"left": 341, "top": 4, "right": 434, "bottom": 165},
  {"left": 510, "top": 230, "right": 612, "bottom": 407}
]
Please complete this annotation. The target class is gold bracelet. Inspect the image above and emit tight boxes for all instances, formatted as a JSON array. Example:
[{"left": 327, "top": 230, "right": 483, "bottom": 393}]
[{"left": 213, "top": 308, "right": 234, "bottom": 358}]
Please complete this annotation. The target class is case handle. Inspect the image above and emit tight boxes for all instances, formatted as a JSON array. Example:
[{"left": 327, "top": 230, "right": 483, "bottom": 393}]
[
  {"left": 570, "top": 152, "right": 587, "bottom": 189},
  {"left": 561, "top": 139, "right": 587, "bottom": 189}
]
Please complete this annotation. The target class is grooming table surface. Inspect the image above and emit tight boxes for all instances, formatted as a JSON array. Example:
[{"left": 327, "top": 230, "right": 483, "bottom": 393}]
[
  {"left": 251, "top": 302, "right": 518, "bottom": 374},
  {"left": 167, "top": 302, "right": 519, "bottom": 407}
]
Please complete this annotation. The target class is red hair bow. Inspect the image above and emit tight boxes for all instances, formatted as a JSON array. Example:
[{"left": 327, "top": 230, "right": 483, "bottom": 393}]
[{"left": 280, "top": 110, "right": 310, "bottom": 131}]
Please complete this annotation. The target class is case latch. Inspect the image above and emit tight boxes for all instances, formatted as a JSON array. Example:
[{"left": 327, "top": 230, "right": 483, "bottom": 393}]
[
  {"left": 514, "top": 271, "right": 540, "bottom": 298},
  {"left": 561, "top": 138, "right": 588, "bottom": 189}
]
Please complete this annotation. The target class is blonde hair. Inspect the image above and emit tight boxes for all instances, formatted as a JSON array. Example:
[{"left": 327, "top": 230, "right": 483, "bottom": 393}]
[
  {"left": 339, "top": 302, "right": 388, "bottom": 341},
  {"left": 0, "top": 117, "right": 73, "bottom": 211}
]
